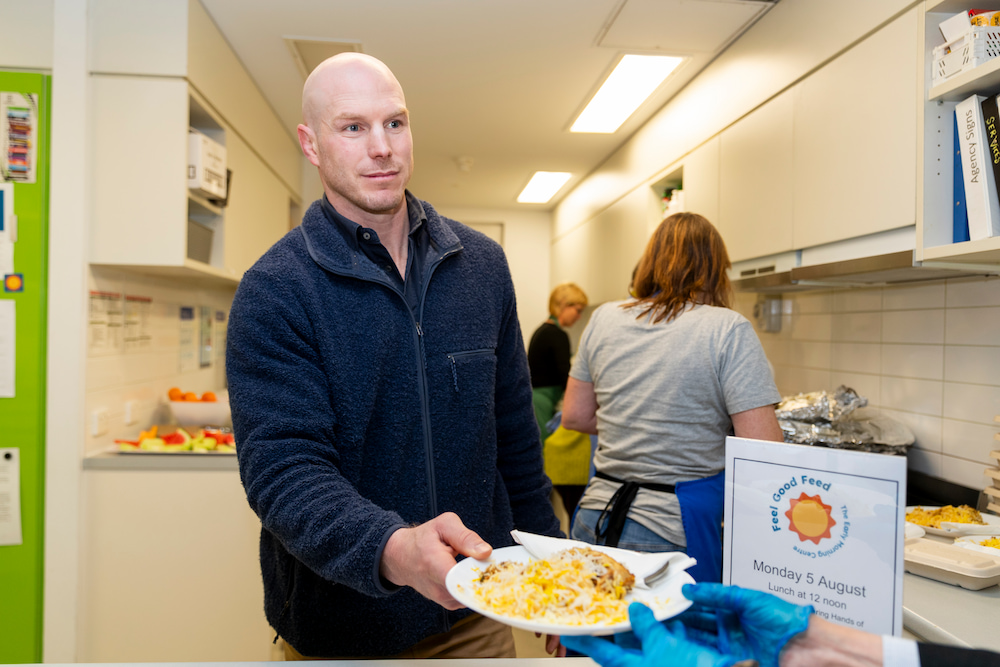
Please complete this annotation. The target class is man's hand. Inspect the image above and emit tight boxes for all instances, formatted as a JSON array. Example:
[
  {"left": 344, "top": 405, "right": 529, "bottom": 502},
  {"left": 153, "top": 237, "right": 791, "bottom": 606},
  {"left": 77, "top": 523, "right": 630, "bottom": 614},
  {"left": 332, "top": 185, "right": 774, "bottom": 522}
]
[{"left": 379, "top": 512, "right": 492, "bottom": 610}]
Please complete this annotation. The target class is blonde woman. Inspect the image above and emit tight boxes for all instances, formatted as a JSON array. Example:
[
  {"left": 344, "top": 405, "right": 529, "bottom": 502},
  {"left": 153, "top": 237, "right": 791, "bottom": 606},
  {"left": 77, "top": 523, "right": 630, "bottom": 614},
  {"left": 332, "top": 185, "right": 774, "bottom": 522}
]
[
  {"left": 562, "top": 213, "right": 782, "bottom": 583},
  {"left": 528, "top": 282, "right": 588, "bottom": 516}
]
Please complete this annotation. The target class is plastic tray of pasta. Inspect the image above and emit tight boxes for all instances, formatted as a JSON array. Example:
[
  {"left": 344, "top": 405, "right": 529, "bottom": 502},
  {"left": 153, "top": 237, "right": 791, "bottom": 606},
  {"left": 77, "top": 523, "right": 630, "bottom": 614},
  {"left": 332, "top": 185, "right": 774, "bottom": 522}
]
[{"left": 444, "top": 545, "right": 695, "bottom": 636}]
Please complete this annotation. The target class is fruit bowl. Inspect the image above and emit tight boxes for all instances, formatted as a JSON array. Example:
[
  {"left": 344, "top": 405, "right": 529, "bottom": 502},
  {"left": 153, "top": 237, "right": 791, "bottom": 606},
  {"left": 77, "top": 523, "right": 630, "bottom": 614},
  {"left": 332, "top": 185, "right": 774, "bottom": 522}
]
[{"left": 168, "top": 392, "right": 231, "bottom": 427}]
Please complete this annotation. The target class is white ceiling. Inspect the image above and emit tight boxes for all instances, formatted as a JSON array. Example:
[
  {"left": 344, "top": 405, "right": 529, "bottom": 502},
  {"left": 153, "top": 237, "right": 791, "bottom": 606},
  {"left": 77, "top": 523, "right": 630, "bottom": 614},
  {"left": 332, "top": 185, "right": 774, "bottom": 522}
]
[{"left": 200, "top": 0, "right": 777, "bottom": 211}]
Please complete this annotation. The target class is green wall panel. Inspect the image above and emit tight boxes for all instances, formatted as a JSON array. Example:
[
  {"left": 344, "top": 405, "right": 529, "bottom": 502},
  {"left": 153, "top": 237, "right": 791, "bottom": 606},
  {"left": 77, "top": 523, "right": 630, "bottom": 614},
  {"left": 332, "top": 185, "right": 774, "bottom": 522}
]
[{"left": 0, "top": 71, "right": 50, "bottom": 664}]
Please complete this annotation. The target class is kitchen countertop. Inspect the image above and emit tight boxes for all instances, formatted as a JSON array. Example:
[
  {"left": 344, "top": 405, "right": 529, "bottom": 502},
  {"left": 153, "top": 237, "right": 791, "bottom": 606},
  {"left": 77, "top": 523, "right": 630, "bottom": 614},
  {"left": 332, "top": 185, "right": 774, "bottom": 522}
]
[
  {"left": 75, "top": 452, "right": 999, "bottom": 654},
  {"left": 903, "top": 571, "right": 1000, "bottom": 651},
  {"left": 83, "top": 450, "right": 238, "bottom": 471}
]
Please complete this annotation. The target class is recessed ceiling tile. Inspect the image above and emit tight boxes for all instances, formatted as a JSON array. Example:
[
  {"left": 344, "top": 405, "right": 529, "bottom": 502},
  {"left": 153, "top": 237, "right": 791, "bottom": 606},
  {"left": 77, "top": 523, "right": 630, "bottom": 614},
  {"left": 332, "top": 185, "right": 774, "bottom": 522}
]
[{"left": 599, "top": 0, "right": 771, "bottom": 54}]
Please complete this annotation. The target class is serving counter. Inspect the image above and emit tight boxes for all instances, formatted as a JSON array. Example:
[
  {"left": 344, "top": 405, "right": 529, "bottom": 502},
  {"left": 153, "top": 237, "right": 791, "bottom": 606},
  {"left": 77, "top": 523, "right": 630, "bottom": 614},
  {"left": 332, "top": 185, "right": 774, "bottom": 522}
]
[{"left": 902, "top": 571, "right": 1000, "bottom": 652}]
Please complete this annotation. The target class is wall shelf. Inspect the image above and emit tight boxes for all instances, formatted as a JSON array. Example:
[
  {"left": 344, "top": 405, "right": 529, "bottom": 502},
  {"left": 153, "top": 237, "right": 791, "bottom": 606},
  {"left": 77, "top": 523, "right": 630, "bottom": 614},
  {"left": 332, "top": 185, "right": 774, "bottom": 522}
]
[
  {"left": 922, "top": 236, "right": 1000, "bottom": 264},
  {"left": 929, "top": 56, "right": 1000, "bottom": 102},
  {"left": 918, "top": 5, "right": 1000, "bottom": 268},
  {"left": 91, "top": 260, "right": 239, "bottom": 288},
  {"left": 188, "top": 191, "right": 223, "bottom": 218}
]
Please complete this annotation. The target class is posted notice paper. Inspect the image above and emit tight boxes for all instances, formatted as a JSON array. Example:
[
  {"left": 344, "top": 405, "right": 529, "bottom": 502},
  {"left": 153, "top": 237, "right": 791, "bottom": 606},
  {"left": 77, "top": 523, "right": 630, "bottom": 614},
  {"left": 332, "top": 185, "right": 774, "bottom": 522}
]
[
  {"left": 724, "top": 437, "right": 907, "bottom": 636},
  {"left": 0, "top": 448, "right": 22, "bottom": 546},
  {"left": 0, "top": 299, "right": 13, "bottom": 397}
]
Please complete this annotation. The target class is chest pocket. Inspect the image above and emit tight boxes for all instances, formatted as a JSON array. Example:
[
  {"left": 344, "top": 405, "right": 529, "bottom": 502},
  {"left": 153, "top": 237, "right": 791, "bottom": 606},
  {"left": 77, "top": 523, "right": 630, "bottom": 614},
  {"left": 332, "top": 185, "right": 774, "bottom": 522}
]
[{"left": 446, "top": 348, "right": 496, "bottom": 393}]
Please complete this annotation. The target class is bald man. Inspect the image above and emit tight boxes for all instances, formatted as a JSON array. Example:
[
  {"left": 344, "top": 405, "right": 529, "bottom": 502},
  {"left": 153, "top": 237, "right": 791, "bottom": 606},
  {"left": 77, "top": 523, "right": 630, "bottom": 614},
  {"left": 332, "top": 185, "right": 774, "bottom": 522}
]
[{"left": 226, "top": 53, "right": 562, "bottom": 659}]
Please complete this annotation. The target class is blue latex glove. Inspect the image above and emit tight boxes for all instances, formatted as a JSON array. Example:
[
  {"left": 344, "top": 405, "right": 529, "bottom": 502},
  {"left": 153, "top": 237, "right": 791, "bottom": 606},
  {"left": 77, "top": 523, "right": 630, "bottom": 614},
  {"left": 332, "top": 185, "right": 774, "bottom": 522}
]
[
  {"left": 560, "top": 602, "right": 742, "bottom": 667},
  {"left": 678, "top": 583, "right": 814, "bottom": 667}
]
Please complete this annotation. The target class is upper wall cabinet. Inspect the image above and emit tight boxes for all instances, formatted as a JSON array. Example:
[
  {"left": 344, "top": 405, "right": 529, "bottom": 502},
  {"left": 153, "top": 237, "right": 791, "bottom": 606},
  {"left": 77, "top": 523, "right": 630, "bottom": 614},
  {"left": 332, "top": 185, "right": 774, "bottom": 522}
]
[
  {"left": 87, "top": 0, "right": 300, "bottom": 285},
  {"left": 719, "top": 90, "right": 795, "bottom": 262},
  {"left": 90, "top": 77, "right": 241, "bottom": 285},
  {"left": 793, "top": 9, "right": 918, "bottom": 250},
  {"left": 223, "top": 132, "right": 295, "bottom": 276},
  {"left": 680, "top": 136, "right": 721, "bottom": 225},
  {"left": 918, "top": 0, "right": 1000, "bottom": 266}
]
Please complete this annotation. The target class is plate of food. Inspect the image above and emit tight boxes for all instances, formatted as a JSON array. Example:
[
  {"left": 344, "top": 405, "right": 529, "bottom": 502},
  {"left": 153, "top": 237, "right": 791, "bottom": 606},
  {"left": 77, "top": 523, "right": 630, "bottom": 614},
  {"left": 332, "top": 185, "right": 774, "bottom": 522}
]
[
  {"left": 954, "top": 534, "right": 1000, "bottom": 556},
  {"left": 905, "top": 505, "right": 1000, "bottom": 537},
  {"left": 445, "top": 543, "right": 695, "bottom": 636}
]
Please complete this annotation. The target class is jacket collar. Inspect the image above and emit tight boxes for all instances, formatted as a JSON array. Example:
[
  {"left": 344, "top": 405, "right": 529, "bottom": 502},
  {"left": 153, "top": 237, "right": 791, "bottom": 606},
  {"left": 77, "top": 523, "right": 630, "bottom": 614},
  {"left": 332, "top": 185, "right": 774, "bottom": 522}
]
[{"left": 299, "top": 191, "right": 462, "bottom": 279}]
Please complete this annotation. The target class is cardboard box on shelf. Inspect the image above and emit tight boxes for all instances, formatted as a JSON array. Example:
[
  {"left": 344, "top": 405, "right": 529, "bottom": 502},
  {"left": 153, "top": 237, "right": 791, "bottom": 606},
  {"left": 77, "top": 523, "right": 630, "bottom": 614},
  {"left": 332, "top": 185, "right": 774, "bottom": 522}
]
[{"left": 188, "top": 129, "right": 227, "bottom": 200}]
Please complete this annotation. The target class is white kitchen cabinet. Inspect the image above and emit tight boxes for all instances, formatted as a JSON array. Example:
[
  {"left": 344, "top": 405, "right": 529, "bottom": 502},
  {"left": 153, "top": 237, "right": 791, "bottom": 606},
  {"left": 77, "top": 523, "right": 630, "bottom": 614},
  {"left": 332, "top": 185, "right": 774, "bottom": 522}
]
[
  {"left": 681, "top": 136, "right": 721, "bottom": 225},
  {"left": 87, "top": 0, "right": 301, "bottom": 286},
  {"left": 90, "top": 77, "right": 238, "bottom": 285},
  {"left": 793, "top": 8, "right": 918, "bottom": 250},
  {"left": 78, "top": 467, "right": 273, "bottom": 662},
  {"left": 223, "top": 131, "right": 293, "bottom": 277},
  {"left": 719, "top": 90, "right": 795, "bottom": 262},
  {"left": 918, "top": 0, "right": 1000, "bottom": 266}
]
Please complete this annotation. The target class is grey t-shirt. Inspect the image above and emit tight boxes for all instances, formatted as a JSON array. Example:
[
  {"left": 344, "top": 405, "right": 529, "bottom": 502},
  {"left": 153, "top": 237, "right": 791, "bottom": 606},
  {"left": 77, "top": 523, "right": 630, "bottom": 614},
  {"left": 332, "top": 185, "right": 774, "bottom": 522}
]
[{"left": 571, "top": 300, "right": 780, "bottom": 546}]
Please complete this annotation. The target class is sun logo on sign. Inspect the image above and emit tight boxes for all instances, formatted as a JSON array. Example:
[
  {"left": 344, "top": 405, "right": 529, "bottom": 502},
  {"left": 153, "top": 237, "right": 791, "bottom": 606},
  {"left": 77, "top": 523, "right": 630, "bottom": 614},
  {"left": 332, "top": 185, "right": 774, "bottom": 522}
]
[{"left": 785, "top": 492, "right": 836, "bottom": 545}]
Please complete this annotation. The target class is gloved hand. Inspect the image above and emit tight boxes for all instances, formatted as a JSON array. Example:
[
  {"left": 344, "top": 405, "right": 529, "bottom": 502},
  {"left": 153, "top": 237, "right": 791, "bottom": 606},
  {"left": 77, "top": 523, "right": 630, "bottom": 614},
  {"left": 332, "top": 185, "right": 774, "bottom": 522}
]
[
  {"left": 678, "top": 583, "right": 814, "bottom": 667},
  {"left": 560, "top": 602, "right": 743, "bottom": 667}
]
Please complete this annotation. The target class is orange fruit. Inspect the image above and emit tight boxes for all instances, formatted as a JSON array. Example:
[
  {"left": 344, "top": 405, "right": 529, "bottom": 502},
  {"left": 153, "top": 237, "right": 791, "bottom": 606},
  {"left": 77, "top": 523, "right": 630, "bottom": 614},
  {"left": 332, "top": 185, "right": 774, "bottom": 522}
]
[
  {"left": 183, "top": 391, "right": 200, "bottom": 402},
  {"left": 201, "top": 391, "right": 217, "bottom": 402},
  {"left": 168, "top": 387, "right": 183, "bottom": 401}
]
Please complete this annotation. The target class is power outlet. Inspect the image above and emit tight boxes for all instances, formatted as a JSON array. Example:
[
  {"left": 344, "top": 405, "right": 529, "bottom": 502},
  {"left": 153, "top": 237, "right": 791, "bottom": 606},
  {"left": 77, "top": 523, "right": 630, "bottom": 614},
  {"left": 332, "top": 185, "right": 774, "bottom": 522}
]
[
  {"left": 91, "top": 408, "right": 109, "bottom": 437},
  {"left": 124, "top": 400, "right": 138, "bottom": 426}
]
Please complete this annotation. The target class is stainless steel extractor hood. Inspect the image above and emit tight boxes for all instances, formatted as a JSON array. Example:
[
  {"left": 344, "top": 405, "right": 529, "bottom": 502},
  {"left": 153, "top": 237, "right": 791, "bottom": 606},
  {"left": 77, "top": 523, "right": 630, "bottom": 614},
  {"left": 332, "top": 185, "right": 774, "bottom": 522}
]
[{"left": 733, "top": 250, "right": 997, "bottom": 293}]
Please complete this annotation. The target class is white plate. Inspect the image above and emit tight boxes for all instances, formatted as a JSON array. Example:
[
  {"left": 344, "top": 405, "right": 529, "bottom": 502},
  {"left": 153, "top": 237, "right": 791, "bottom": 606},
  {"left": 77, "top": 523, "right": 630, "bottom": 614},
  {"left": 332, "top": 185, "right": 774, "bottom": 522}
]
[
  {"left": 954, "top": 534, "right": 1000, "bottom": 557},
  {"left": 445, "top": 545, "right": 694, "bottom": 636},
  {"left": 904, "top": 522, "right": 925, "bottom": 542},
  {"left": 905, "top": 506, "right": 1000, "bottom": 537}
]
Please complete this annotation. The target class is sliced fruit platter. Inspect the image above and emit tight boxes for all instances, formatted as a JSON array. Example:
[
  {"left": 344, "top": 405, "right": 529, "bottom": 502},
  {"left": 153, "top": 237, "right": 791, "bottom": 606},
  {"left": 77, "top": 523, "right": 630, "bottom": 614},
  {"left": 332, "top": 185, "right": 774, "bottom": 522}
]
[{"left": 115, "top": 425, "right": 236, "bottom": 454}]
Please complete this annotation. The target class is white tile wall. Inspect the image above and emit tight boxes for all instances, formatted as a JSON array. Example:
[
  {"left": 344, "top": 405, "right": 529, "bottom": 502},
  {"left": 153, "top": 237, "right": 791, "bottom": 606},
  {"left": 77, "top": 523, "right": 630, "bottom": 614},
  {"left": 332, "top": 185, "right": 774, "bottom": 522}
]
[
  {"left": 881, "top": 282, "right": 945, "bottom": 310},
  {"left": 945, "top": 307, "right": 1000, "bottom": 346},
  {"left": 881, "top": 344, "right": 943, "bottom": 381},
  {"left": 84, "top": 267, "right": 236, "bottom": 456},
  {"left": 832, "top": 342, "right": 881, "bottom": 374},
  {"left": 881, "top": 309, "right": 944, "bottom": 344},
  {"left": 737, "top": 275, "right": 1000, "bottom": 493}
]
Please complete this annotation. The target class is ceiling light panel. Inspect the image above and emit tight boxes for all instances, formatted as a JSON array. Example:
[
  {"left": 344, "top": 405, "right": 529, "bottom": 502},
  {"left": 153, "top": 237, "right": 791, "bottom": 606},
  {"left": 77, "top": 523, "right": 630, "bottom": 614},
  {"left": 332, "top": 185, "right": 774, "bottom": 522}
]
[
  {"left": 571, "top": 54, "right": 684, "bottom": 133},
  {"left": 517, "top": 172, "right": 572, "bottom": 204}
]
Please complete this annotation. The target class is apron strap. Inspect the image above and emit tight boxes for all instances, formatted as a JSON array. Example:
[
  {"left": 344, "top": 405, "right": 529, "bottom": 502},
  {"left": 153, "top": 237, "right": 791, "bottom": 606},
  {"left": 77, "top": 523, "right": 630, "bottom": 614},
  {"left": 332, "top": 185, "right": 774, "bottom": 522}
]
[{"left": 593, "top": 471, "right": 675, "bottom": 547}]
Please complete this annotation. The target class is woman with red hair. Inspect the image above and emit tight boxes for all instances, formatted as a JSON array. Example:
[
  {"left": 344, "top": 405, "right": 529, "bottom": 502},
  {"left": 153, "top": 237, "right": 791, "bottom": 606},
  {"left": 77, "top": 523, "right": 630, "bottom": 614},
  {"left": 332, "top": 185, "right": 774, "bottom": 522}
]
[{"left": 562, "top": 212, "right": 783, "bottom": 583}]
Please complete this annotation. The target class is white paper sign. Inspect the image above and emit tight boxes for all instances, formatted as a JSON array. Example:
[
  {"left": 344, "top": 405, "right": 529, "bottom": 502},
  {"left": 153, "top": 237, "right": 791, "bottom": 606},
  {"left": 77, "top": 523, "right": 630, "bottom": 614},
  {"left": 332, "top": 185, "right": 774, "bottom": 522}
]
[
  {"left": 178, "top": 306, "right": 197, "bottom": 372},
  {"left": 0, "top": 448, "right": 23, "bottom": 546},
  {"left": 0, "top": 299, "right": 13, "bottom": 397},
  {"left": 724, "top": 437, "right": 907, "bottom": 636},
  {"left": 1, "top": 92, "right": 38, "bottom": 183}
]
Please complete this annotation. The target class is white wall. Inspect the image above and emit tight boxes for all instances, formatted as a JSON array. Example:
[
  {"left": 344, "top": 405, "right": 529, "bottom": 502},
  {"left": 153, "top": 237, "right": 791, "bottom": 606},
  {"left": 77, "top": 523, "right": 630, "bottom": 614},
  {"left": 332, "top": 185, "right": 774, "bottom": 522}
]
[
  {"left": 84, "top": 267, "right": 236, "bottom": 453},
  {"left": 436, "top": 206, "right": 552, "bottom": 346}
]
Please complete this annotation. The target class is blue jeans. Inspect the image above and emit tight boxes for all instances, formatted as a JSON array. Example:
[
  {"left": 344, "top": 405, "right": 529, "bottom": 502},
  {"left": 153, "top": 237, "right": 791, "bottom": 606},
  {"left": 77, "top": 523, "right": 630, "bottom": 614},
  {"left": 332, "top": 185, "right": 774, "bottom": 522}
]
[{"left": 570, "top": 508, "right": 686, "bottom": 553}]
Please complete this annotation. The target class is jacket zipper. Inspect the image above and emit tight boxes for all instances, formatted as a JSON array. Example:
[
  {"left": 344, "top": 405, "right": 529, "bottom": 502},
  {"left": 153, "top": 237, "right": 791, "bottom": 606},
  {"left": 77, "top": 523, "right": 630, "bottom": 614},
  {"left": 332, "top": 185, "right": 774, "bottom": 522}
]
[
  {"left": 307, "top": 241, "right": 461, "bottom": 632},
  {"left": 415, "top": 247, "right": 461, "bottom": 518},
  {"left": 308, "top": 245, "right": 460, "bottom": 520}
]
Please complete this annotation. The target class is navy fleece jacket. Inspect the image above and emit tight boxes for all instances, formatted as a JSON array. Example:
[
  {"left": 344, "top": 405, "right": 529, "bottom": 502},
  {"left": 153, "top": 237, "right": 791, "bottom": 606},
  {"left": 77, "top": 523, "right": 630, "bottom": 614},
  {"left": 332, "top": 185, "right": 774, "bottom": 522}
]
[{"left": 226, "top": 194, "right": 560, "bottom": 657}]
